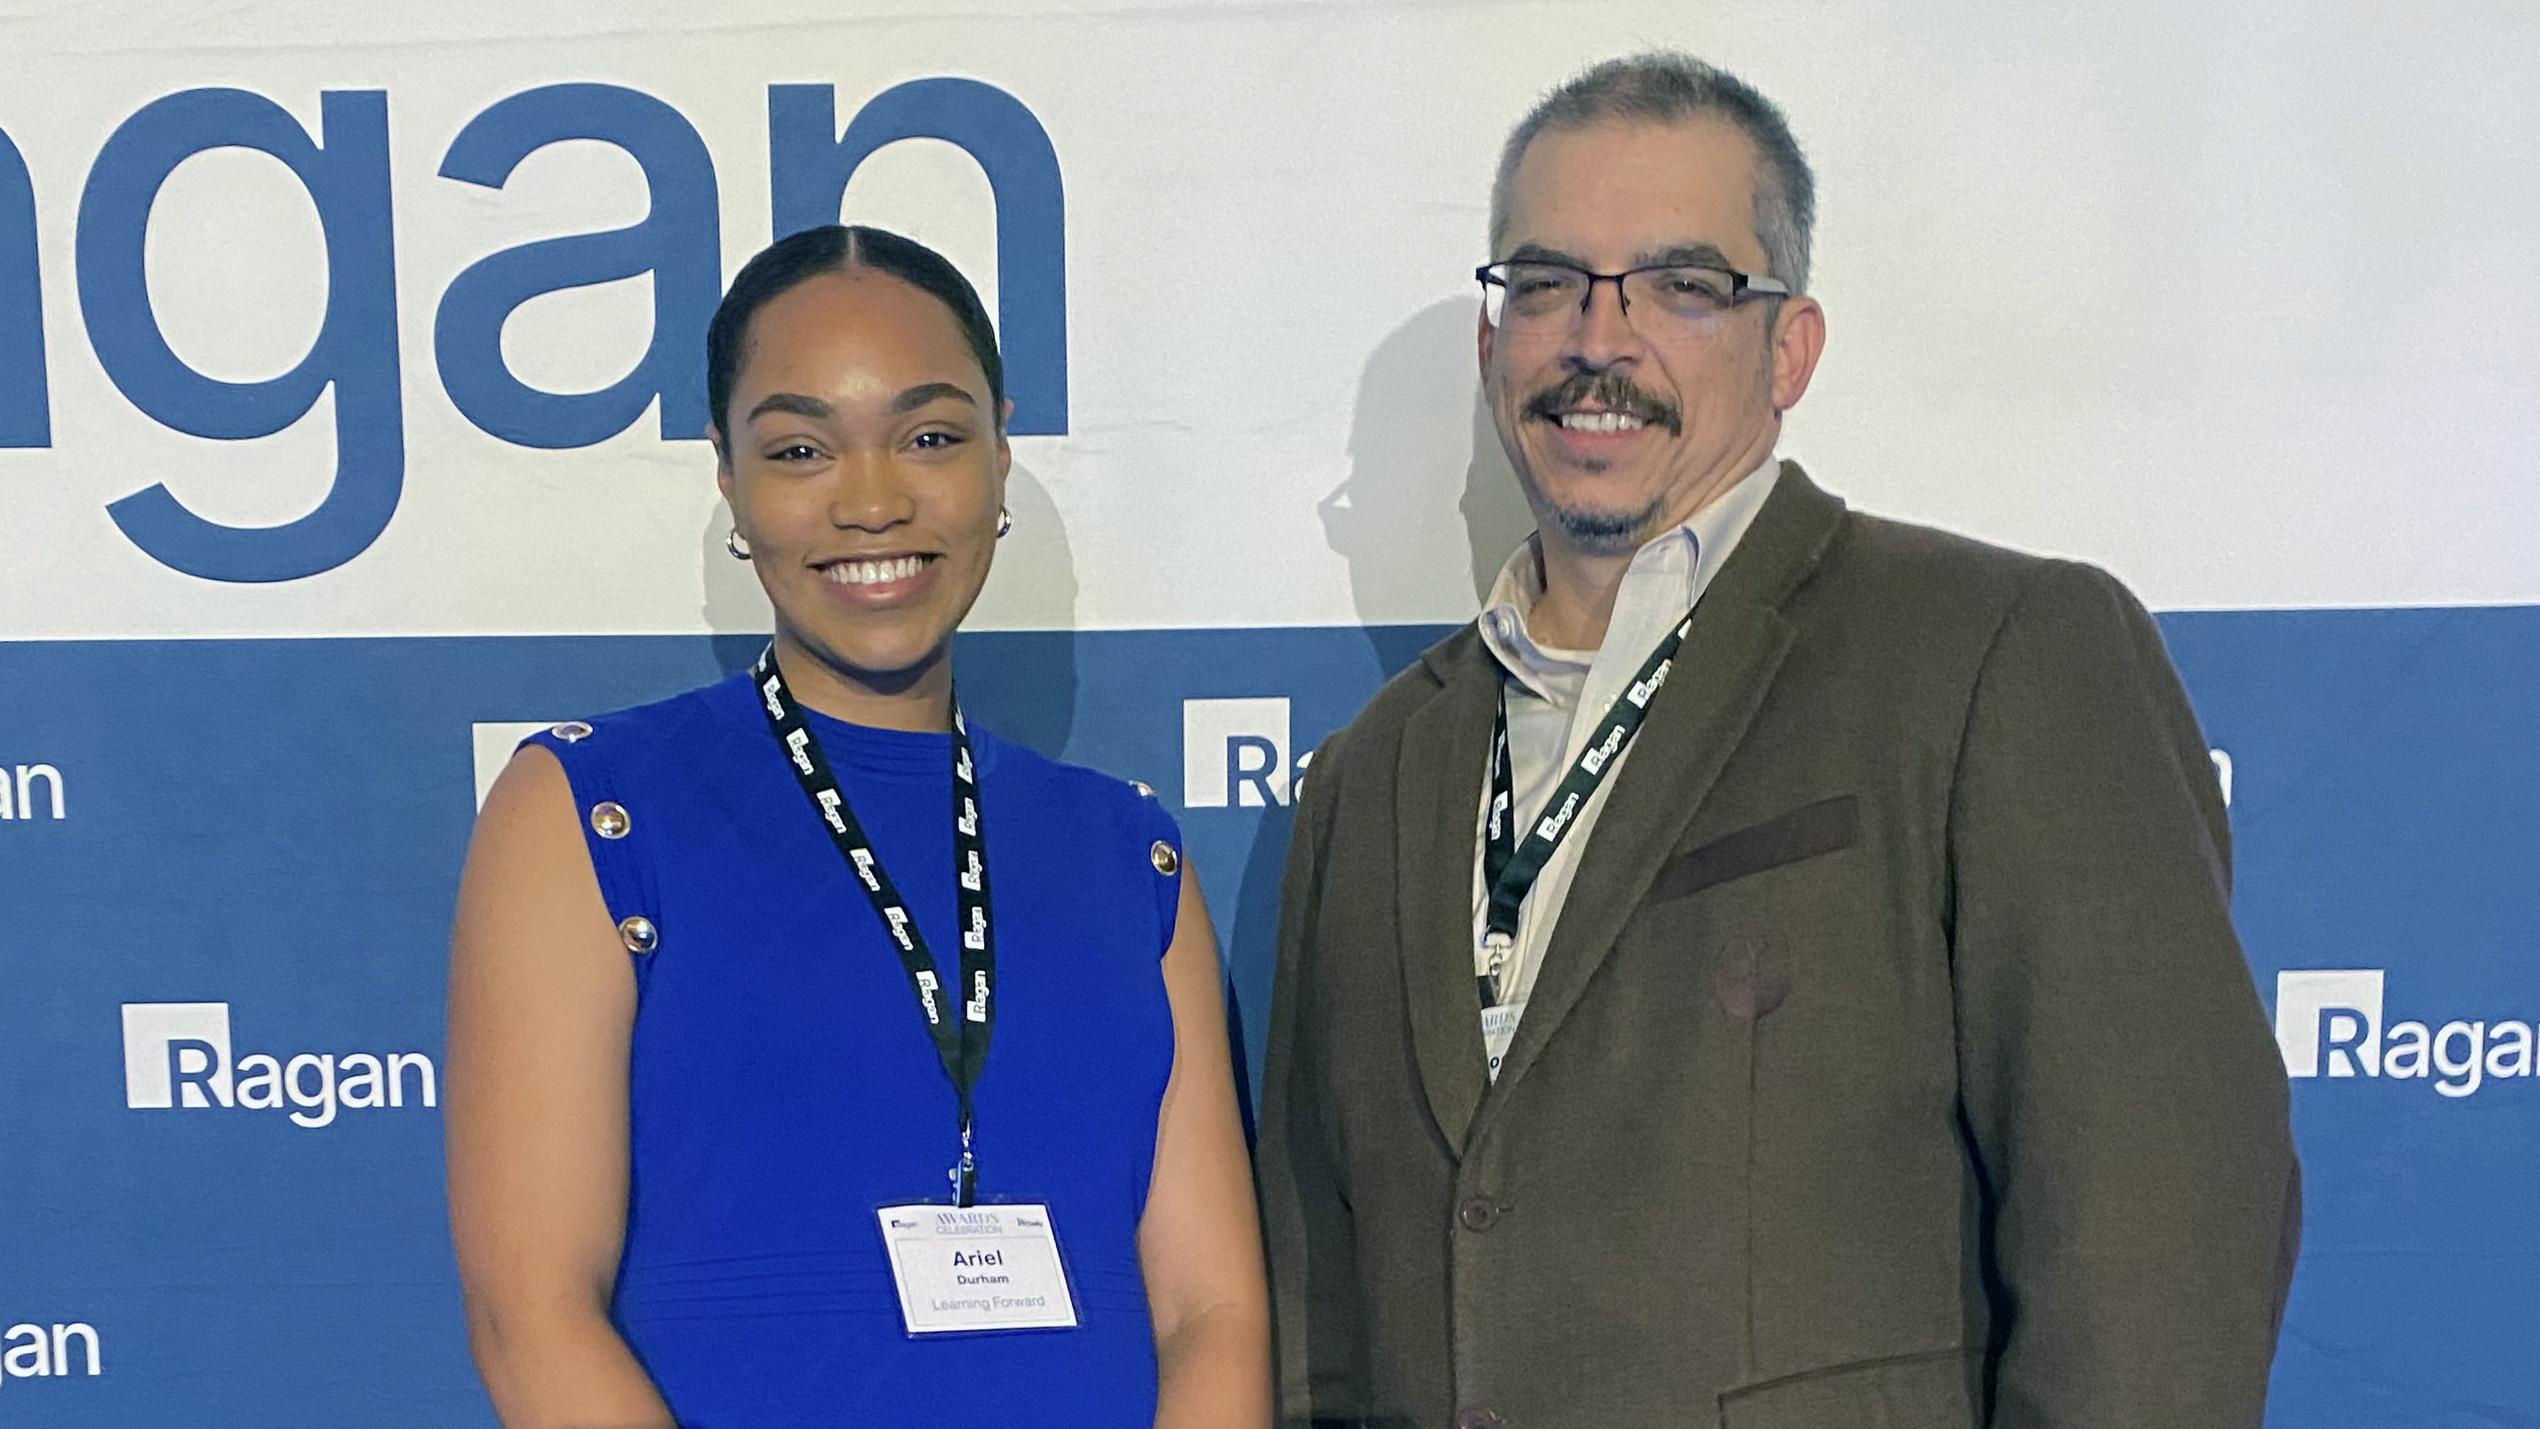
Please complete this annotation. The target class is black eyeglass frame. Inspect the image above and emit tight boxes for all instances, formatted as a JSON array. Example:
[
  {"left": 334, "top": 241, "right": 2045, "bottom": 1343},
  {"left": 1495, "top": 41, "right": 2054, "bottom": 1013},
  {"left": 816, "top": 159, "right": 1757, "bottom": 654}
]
[{"left": 1474, "top": 258, "right": 1792, "bottom": 323}]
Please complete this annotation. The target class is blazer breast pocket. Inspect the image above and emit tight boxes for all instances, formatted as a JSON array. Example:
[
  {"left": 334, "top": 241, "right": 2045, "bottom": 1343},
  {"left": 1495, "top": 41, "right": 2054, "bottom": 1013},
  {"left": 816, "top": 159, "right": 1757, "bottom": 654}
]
[{"left": 1643, "top": 794, "right": 1860, "bottom": 906}]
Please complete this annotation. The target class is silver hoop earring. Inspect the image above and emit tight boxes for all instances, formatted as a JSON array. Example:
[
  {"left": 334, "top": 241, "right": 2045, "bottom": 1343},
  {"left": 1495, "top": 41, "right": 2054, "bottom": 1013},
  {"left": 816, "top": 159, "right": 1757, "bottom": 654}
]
[
  {"left": 996, "top": 508, "right": 1013, "bottom": 539},
  {"left": 726, "top": 528, "right": 752, "bottom": 561}
]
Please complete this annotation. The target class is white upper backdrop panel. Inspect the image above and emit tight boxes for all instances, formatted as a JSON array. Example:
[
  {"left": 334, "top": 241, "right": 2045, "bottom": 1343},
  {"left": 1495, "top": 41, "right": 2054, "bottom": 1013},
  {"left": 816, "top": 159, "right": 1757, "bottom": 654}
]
[{"left": 2, "top": 0, "right": 2534, "bottom": 637}]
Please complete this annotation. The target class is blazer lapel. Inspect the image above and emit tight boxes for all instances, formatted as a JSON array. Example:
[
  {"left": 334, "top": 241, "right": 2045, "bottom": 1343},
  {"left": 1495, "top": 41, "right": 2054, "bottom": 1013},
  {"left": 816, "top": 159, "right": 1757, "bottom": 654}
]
[
  {"left": 1393, "top": 628, "right": 1500, "bottom": 1154},
  {"left": 1478, "top": 463, "right": 1848, "bottom": 1113}
]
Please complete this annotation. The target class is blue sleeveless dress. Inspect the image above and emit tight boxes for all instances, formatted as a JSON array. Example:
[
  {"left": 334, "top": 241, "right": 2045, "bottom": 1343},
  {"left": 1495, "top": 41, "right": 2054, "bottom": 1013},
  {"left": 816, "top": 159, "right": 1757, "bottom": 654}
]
[{"left": 523, "top": 669, "right": 1182, "bottom": 1428}]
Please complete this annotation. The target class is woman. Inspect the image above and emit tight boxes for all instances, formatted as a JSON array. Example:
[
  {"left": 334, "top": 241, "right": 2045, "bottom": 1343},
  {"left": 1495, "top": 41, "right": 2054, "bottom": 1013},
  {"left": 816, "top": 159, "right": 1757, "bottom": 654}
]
[{"left": 446, "top": 225, "right": 1270, "bottom": 1427}]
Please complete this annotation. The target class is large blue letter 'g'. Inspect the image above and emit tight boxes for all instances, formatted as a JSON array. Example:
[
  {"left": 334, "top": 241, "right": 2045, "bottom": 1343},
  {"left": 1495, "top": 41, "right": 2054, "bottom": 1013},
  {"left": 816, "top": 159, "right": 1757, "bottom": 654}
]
[
  {"left": 769, "top": 79, "right": 1067, "bottom": 436},
  {"left": 77, "top": 89, "right": 401, "bottom": 583},
  {"left": 435, "top": 84, "right": 721, "bottom": 446}
]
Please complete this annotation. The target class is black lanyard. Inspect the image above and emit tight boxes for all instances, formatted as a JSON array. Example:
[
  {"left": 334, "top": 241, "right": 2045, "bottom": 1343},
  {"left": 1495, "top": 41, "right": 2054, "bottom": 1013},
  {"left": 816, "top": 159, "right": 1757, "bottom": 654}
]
[
  {"left": 1479, "top": 609, "right": 1694, "bottom": 1007},
  {"left": 752, "top": 644, "right": 994, "bottom": 1207}
]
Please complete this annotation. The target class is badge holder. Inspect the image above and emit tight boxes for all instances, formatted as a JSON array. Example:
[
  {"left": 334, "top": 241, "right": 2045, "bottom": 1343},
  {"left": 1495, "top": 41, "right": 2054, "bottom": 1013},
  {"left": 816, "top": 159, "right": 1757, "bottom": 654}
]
[
  {"left": 1480, "top": 1003, "right": 1526, "bottom": 1081},
  {"left": 1479, "top": 931, "right": 1525, "bottom": 1081},
  {"left": 876, "top": 1190, "right": 1081, "bottom": 1337}
]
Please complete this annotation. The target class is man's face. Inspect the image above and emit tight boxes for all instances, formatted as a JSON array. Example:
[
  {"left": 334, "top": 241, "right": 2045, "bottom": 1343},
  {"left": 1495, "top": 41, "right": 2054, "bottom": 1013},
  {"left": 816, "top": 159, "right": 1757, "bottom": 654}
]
[{"left": 1483, "top": 117, "right": 1809, "bottom": 554}]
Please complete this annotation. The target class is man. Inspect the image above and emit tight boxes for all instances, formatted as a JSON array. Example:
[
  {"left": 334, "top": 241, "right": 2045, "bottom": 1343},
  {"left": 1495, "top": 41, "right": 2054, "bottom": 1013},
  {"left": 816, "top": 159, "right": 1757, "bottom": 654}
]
[{"left": 1259, "top": 52, "right": 2299, "bottom": 1429}]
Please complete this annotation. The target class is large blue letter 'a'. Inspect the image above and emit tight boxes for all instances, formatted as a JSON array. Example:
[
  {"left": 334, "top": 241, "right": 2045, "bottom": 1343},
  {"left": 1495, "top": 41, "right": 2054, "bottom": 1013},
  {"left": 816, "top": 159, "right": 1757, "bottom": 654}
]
[{"left": 436, "top": 84, "right": 722, "bottom": 447}]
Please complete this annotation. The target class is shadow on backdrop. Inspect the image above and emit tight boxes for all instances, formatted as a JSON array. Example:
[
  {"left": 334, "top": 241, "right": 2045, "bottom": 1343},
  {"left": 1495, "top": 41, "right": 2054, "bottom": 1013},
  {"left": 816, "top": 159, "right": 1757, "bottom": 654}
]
[
  {"left": 1320, "top": 295, "right": 1536, "bottom": 671},
  {"left": 958, "top": 458, "right": 1081, "bottom": 760},
  {"left": 1209, "top": 298, "right": 1539, "bottom": 1113},
  {"left": 701, "top": 485, "right": 770, "bottom": 678}
]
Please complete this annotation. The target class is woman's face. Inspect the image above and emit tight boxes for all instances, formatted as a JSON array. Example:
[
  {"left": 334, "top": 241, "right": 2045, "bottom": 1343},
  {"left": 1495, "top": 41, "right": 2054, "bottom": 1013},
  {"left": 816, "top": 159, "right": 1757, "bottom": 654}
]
[{"left": 714, "top": 270, "right": 1010, "bottom": 692}]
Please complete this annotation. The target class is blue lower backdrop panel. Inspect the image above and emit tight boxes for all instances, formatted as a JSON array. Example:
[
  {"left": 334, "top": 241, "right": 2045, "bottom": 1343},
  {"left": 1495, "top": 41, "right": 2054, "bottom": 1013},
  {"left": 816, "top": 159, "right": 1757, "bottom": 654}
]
[{"left": 0, "top": 607, "right": 2532, "bottom": 1424}]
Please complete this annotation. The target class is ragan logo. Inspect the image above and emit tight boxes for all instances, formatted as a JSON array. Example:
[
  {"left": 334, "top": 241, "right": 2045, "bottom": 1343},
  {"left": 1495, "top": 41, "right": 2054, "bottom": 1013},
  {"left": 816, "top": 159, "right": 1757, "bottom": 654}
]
[
  {"left": 121, "top": 1002, "right": 437, "bottom": 1128},
  {"left": 0, "top": 762, "right": 65, "bottom": 821},
  {"left": 1578, "top": 722, "right": 1627, "bottom": 775},
  {"left": 0, "top": 76, "right": 1065, "bottom": 583},
  {"left": 1, "top": 1319, "right": 100, "bottom": 1388},
  {"left": 2275, "top": 970, "right": 2536, "bottom": 1099},
  {"left": 1184, "top": 698, "right": 1315, "bottom": 809},
  {"left": 1537, "top": 791, "right": 1581, "bottom": 842}
]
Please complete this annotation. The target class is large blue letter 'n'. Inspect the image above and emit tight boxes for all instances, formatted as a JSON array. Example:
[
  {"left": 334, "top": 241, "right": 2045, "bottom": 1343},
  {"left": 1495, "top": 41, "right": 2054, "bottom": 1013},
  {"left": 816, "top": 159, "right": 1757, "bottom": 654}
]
[{"left": 0, "top": 125, "right": 47, "bottom": 448}]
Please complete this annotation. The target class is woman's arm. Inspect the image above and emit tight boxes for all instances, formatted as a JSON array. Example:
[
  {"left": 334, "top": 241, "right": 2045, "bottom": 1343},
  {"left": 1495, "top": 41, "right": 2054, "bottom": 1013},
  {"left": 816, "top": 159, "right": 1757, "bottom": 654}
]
[
  {"left": 446, "top": 747, "right": 676, "bottom": 1429},
  {"left": 1139, "top": 861, "right": 1274, "bottom": 1429}
]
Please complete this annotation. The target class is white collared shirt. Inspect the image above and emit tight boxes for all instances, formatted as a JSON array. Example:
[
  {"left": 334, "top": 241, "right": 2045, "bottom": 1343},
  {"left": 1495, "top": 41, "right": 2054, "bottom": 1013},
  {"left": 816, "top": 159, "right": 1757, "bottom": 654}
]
[{"left": 1469, "top": 455, "right": 1783, "bottom": 1068}]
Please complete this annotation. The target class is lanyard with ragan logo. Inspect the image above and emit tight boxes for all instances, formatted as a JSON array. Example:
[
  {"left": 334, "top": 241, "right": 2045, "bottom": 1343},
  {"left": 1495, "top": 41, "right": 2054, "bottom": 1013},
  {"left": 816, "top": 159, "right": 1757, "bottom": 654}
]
[
  {"left": 752, "top": 643, "right": 995, "bottom": 1208},
  {"left": 1479, "top": 609, "right": 1692, "bottom": 1008}
]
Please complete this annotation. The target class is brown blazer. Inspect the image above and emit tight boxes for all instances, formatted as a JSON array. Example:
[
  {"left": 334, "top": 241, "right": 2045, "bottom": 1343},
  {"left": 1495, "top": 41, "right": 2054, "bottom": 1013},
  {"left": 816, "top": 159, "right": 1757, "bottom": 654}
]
[{"left": 1258, "top": 465, "right": 2300, "bottom": 1429}]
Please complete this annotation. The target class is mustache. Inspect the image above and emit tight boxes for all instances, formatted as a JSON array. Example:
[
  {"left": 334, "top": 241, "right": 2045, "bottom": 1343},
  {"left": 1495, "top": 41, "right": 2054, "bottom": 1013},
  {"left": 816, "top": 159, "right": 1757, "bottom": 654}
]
[{"left": 1523, "top": 371, "right": 1683, "bottom": 436}]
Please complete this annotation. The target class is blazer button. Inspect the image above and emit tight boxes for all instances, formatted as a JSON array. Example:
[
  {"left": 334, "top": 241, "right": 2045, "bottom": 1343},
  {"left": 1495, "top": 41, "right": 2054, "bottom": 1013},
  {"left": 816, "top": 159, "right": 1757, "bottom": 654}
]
[
  {"left": 1457, "top": 1408, "right": 1505, "bottom": 1429},
  {"left": 1458, "top": 1196, "right": 1501, "bottom": 1232}
]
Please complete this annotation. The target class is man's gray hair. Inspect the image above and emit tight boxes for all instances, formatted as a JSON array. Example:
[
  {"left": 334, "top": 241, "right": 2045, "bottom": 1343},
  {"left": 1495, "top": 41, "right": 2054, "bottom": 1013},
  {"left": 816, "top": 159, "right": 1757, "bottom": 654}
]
[{"left": 1490, "top": 52, "right": 1816, "bottom": 295}]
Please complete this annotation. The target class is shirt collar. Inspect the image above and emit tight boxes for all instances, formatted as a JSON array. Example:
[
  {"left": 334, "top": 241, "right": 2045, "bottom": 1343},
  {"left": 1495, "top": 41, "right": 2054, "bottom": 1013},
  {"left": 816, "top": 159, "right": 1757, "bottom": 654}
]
[{"left": 1480, "top": 452, "right": 1784, "bottom": 701}]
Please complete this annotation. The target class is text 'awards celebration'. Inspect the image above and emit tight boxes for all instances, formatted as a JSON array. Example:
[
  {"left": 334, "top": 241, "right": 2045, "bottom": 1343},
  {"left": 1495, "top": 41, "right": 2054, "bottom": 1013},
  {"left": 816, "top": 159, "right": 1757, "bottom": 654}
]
[{"left": 3, "top": 4, "right": 2533, "bottom": 1427}]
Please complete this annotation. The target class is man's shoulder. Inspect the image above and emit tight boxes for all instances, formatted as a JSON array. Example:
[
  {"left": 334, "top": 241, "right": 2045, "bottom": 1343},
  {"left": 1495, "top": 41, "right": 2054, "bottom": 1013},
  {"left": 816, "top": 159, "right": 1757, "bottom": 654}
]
[
  {"left": 1823, "top": 505, "right": 2060, "bottom": 600},
  {"left": 1792, "top": 498, "right": 2169, "bottom": 694},
  {"left": 1743, "top": 462, "right": 2093, "bottom": 631},
  {"left": 1811, "top": 500, "right": 2140, "bottom": 638}
]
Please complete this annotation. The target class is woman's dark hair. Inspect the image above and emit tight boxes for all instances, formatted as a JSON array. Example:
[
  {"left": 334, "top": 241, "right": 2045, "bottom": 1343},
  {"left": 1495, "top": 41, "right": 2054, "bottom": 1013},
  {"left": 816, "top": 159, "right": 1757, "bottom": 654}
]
[{"left": 704, "top": 224, "right": 1004, "bottom": 437}]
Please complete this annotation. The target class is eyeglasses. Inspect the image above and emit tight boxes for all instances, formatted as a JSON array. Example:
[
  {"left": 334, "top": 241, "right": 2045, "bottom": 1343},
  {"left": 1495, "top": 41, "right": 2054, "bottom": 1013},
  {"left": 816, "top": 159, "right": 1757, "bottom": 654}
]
[{"left": 1475, "top": 258, "right": 1789, "bottom": 330}]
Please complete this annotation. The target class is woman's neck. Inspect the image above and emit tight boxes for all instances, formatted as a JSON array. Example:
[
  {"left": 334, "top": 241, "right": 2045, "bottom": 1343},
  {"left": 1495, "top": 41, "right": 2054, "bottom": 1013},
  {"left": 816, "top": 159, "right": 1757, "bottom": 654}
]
[{"left": 771, "top": 630, "right": 955, "bottom": 734}]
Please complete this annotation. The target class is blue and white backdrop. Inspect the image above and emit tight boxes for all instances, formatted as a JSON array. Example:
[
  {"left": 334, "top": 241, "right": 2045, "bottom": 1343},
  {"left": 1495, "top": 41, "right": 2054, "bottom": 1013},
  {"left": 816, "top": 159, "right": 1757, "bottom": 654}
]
[{"left": 3, "top": 2, "right": 2535, "bottom": 1423}]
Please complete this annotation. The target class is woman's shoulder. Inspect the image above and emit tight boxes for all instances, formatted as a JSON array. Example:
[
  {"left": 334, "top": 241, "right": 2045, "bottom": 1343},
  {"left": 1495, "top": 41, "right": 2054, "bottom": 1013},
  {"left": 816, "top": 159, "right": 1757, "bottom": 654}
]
[
  {"left": 975, "top": 732, "right": 1189, "bottom": 958},
  {"left": 498, "top": 673, "right": 766, "bottom": 839},
  {"left": 527, "top": 671, "right": 754, "bottom": 762}
]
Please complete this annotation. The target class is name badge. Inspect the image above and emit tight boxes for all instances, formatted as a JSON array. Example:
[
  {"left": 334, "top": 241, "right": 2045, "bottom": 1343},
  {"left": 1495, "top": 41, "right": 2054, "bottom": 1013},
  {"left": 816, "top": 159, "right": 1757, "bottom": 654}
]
[
  {"left": 876, "top": 1201, "right": 1080, "bottom": 1335},
  {"left": 1481, "top": 1002, "right": 1525, "bottom": 1082}
]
